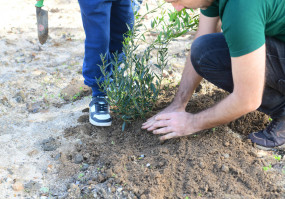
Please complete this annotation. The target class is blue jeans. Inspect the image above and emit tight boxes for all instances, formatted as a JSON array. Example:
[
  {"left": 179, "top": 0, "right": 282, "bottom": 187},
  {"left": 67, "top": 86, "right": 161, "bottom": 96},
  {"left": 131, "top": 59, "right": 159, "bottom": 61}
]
[
  {"left": 191, "top": 33, "right": 285, "bottom": 119},
  {"left": 78, "top": 0, "right": 138, "bottom": 96}
]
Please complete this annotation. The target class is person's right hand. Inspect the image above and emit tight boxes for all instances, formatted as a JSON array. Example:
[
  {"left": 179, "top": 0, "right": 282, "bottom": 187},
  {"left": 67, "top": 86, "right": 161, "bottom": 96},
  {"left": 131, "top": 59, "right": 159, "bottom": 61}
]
[{"left": 141, "top": 103, "right": 185, "bottom": 131}]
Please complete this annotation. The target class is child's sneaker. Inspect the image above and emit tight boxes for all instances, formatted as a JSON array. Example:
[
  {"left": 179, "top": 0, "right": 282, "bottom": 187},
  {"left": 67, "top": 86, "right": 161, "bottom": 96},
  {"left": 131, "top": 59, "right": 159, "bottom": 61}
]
[{"left": 89, "top": 96, "right": 112, "bottom": 126}]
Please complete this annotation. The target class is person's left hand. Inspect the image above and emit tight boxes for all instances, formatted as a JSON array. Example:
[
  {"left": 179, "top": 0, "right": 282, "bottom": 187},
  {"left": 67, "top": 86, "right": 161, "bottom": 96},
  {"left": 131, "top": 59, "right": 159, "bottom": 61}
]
[{"left": 145, "top": 111, "right": 197, "bottom": 140}]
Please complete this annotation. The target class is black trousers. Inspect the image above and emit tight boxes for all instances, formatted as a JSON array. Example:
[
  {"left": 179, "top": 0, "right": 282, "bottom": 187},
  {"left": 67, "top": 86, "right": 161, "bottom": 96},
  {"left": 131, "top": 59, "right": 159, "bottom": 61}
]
[{"left": 191, "top": 33, "right": 285, "bottom": 119}]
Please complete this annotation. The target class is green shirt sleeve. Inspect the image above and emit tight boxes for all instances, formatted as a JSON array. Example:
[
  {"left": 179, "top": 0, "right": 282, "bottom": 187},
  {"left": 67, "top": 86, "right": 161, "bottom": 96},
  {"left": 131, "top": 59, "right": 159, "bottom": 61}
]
[
  {"left": 200, "top": 1, "right": 219, "bottom": 17},
  {"left": 222, "top": 1, "right": 266, "bottom": 57}
]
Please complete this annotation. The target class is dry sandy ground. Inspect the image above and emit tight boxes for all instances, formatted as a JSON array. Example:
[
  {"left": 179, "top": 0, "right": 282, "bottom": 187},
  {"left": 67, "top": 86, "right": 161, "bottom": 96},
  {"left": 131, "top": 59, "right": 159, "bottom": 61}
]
[{"left": 0, "top": 0, "right": 87, "bottom": 198}]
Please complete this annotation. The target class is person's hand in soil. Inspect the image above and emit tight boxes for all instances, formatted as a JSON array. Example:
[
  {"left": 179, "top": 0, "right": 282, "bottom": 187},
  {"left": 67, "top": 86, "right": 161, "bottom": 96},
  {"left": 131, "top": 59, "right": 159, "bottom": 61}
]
[
  {"left": 141, "top": 103, "right": 185, "bottom": 131},
  {"left": 143, "top": 111, "right": 197, "bottom": 141}
]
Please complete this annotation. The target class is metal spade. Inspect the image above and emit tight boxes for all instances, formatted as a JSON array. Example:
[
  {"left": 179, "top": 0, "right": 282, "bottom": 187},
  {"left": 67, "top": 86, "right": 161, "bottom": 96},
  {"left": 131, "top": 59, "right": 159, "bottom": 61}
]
[{"left": 35, "top": 0, "right": 48, "bottom": 44}]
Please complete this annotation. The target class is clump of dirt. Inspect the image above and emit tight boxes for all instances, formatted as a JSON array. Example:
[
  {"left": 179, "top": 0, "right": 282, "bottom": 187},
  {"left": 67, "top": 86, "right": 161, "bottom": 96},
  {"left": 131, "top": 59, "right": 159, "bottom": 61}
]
[{"left": 62, "top": 85, "right": 284, "bottom": 198}]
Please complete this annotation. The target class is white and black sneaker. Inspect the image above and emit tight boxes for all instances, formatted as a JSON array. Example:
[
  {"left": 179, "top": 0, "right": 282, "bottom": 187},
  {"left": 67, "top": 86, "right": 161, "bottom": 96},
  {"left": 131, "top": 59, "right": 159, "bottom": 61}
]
[{"left": 89, "top": 96, "right": 112, "bottom": 126}]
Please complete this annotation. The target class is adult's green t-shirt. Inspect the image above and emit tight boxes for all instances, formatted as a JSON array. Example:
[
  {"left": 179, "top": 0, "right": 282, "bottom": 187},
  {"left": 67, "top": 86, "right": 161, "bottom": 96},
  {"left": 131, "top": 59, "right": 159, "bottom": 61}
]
[{"left": 201, "top": 0, "right": 285, "bottom": 57}]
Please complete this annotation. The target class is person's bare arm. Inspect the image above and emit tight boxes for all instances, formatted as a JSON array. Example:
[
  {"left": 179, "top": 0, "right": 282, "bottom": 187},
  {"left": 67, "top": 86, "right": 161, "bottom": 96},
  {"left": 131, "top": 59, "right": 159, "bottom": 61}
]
[
  {"left": 151, "top": 44, "right": 266, "bottom": 140},
  {"left": 171, "top": 13, "right": 221, "bottom": 109},
  {"left": 142, "top": 13, "right": 220, "bottom": 129}
]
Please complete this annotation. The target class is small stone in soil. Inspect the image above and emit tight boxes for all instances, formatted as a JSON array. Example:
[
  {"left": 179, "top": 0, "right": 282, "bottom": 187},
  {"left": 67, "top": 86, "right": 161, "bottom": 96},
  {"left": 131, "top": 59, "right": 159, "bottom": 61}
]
[
  {"left": 88, "top": 180, "right": 97, "bottom": 185},
  {"left": 106, "top": 169, "right": 113, "bottom": 178},
  {"left": 26, "top": 102, "right": 41, "bottom": 113},
  {"left": 12, "top": 182, "right": 24, "bottom": 191},
  {"left": 221, "top": 164, "right": 229, "bottom": 173},
  {"left": 199, "top": 162, "right": 205, "bottom": 169},
  {"left": 74, "top": 153, "right": 84, "bottom": 164},
  {"left": 14, "top": 91, "right": 26, "bottom": 103},
  {"left": 24, "top": 180, "right": 41, "bottom": 193},
  {"left": 140, "top": 194, "right": 147, "bottom": 199},
  {"left": 68, "top": 183, "right": 81, "bottom": 198},
  {"left": 223, "top": 153, "right": 230, "bottom": 159},
  {"left": 7, "top": 168, "right": 13, "bottom": 175},
  {"left": 54, "top": 153, "right": 61, "bottom": 160},
  {"left": 83, "top": 153, "right": 90, "bottom": 159},
  {"left": 25, "top": 55, "right": 34, "bottom": 63},
  {"left": 41, "top": 137, "right": 59, "bottom": 151},
  {"left": 80, "top": 163, "right": 89, "bottom": 171},
  {"left": 97, "top": 174, "right": 106, "bottom": 183},
  {"left": 223, "top": 141, "right": 230, "bottom": 147},
  {"left": 0, "top": 96, "right": 11, "bottom": 107},
  {"left": 111, "top": 187, "right": 116, "bottom": 193},
  {"left": 27, "top": 149, "right": 39, "bottom": 157}
]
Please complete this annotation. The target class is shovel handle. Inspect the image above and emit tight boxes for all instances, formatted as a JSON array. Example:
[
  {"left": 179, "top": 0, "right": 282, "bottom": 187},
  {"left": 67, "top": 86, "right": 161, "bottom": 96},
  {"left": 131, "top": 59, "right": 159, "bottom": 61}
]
[{"left": 35, "top": 0, "right": 44, "bottom": 8}]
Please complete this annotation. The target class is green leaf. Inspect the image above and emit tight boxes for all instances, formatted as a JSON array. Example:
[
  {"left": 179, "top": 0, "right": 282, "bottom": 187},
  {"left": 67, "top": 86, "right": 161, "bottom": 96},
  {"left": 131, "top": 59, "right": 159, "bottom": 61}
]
[
  {"left": 142, "top": 34, "right": 146, "bottom": 41},
  {"left": 154, "top": 64, "right": 161, "bottom": 69}
]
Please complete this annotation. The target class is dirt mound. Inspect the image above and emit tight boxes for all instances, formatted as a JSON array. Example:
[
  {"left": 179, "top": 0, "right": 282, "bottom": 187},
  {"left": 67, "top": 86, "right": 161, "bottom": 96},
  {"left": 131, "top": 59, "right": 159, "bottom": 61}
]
[{"left": 62, "top": 85, "right": 285, "bottom": 199}]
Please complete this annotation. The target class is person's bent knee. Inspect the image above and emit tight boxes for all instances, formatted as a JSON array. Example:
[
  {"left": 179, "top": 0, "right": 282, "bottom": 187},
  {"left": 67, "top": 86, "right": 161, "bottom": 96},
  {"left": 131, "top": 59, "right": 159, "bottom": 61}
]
[{"left": 190, "top": 35, "right": 209, "bottom": 77}]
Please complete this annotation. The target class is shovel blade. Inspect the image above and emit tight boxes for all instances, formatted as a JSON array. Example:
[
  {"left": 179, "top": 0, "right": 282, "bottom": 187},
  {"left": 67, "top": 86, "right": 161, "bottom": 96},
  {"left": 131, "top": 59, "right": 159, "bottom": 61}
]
[{"left": 36, "top": 7, "right": 48, "bottom": 45}]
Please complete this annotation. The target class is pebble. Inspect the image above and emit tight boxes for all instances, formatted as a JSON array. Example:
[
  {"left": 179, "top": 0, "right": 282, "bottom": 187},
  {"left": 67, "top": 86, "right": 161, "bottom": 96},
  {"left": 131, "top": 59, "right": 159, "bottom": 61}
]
[
  {"left": 106, "top": 169, "right": 113, "bottom": 178},
  {"left": 24, "top": 180, "right": 41, "bottom": 193},
  {"left": 54, "top": 153, "right": 61, "bottom": 161},
  {"left": 97, "top": 174, "right": 106, "bottom": 183},
  {"left": 80, "top": 163, "right": 89, "bottom": 171},
  {"left": 27, "top": 150, "right": 39, "bottom": 157},
  {"left": 156, "top": 162, "right": 163, "bottom": 168},
  {"left": 68, "top": 183, "right": 81, "bottom": 198},
  {"left": 15, "top": 57, "right": 25, "bottom": 63},
  {"left": 223, "top": 141, "right": 230, "bottom": 147},
  {"left": 74, "top": 153, "right": 84, "bottom": 164},
  {"left": 12, "top": 182, "right": 24, "bottom": 191},
  {"left": 41, "top": 137, "right": 59, "bottom": 151},
  {"left": 7, "top": 168, "right": 13, "bottom": 175},
  {"left": 221, "top": 164, "right": 229, "bottom": 173},
  {"left": 0, "top": 96, "right": 11, "bottom": 107},
  {"left": 26, "top": 102, "right": 41, "bottom": 113},
  {"left": 14, "top": 91, "right": 26, "bottom": 103},
  {"left": 223, "top": 153, "right": 230, "bottom": 159},
  {"left": 111, "top": 187, "right": 116, "bottom": 193},
  {"left": 87, "top": 180, "right": 97, "bottom": 185},
  {"left": 140, "top": 194, "right": 147, "bottom": 199},
  {"left": 25, "top": 55, "right": 34, "bottom": 63},
  {"left": 146, "top": 163, "right": 151, "bottom": 167},
  {"left": 199, "top": 161, "right": 205, "bottom": 169}
]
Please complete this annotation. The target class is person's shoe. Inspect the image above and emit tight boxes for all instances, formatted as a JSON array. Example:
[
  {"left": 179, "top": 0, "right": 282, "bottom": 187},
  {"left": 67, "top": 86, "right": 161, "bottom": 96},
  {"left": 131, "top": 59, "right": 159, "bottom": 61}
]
[
  {"left": 249, "top": 117, "right": 285, "bottom": 149},
  {"left": 89, "top": 96, "right": 112, "bottom": 126}
]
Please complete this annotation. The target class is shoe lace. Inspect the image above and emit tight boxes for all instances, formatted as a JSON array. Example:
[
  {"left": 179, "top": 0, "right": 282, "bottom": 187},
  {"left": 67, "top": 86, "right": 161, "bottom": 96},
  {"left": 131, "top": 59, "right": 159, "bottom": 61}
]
[
  {"left": 96, "top": 102, "right": 108, "bottom": 112},
  {"left": 93, "top": 96, "right": 108, "bottom": 113}
]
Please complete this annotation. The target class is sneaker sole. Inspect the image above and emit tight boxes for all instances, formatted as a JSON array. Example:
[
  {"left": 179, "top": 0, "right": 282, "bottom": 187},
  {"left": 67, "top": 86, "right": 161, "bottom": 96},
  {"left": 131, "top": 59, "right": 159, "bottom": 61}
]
[
  {"left": 256, "top": 143, "right": 285, "bottom": 151},
  {"left": 89, "top": 116, "right": 112, "bottom": 127}
]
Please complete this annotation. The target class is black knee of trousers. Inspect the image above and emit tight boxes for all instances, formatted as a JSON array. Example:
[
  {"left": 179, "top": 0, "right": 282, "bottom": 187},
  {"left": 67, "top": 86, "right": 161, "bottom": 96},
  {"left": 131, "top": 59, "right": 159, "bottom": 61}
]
[{"left": 190, "top": 35, "right": 207, "bottom": 78}]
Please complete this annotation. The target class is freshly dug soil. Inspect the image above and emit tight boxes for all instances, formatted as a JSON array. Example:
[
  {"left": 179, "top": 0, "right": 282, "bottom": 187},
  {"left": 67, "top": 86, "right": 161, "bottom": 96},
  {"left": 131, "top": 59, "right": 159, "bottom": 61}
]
[{"left": 63, "top": 84, "right": 285, "bottom": 199}]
